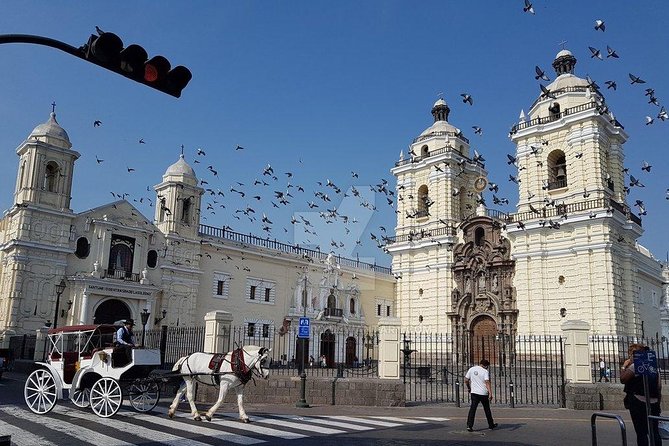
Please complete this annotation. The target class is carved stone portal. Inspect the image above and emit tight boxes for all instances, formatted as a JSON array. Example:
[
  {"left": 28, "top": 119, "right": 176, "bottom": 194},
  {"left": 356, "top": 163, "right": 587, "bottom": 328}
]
[{"left": 447, "top": 216, "right": 517, "bottom": 364}]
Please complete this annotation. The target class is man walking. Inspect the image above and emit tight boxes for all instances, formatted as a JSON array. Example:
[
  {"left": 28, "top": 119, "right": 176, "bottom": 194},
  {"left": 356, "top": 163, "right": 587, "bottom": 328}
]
[
  {"left": 599, "top": 357, "right": 609, "bottom": 382},
  {"left": 465, "top": 358, "right": 498, "bottom": 432}
]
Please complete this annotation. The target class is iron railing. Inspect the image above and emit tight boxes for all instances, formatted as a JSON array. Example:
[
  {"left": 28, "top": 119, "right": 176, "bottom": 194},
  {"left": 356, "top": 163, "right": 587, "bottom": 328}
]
[
  {"left": 395, "top": 144, "right": 484, "bottom": 169},
  {"left": 401, "top": 332, "right": 565, "bottom": 407},
  {"left": 199, "top": 224, "right": 392, "bottom": 275},
  {"left": 413, "top": 130, "right": 470, "bottom": 145},
  {"left": 8, "top": 334, "right": 37, "bottom": 360},
  {"left": 101, "top": 268, "right": 140, "bottom": 282},
  {"left": 547, "top": 177, "right": 567, "bottom": 190},
  {"left": 590, "top": 334, "right": 669, "bottom": 384},
  {"left": 144, "top": 325, "right": 206, "bottom": 369},
  {"left": 511, "top": 101, "right": 598, "bottom": 133},
  {"left": 226, "top": 325, "right": 379, "bottom": 379},
  {"left": 384, "top": 224, "right": 457, "bottom": 245},
  {"left": 507, "top": 197, "right": 642, "bottom": 226}
]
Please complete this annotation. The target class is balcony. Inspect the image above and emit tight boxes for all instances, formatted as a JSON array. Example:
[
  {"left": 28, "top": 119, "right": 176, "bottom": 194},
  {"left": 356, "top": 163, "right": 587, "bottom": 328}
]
[
  {"left": 547, "top": 177, "right": 567, "bottom": 191},
  {"left": 101, "top": 268, "right": 140, "bottom": 282},
  {"left": 324, "top": 308, "right": 343, "bottom": 318}
]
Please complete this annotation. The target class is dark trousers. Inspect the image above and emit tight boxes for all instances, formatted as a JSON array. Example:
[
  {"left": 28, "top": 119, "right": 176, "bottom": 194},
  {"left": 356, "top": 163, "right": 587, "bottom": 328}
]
[
  {"left": 467, "top": 393, "right": 495, "bottom": 429},
  {"left": 628, "top": 396, "right": 662, "bottom": 446},
  {"left": 599, "top": 369, "right": 608, "bottom": 382}
]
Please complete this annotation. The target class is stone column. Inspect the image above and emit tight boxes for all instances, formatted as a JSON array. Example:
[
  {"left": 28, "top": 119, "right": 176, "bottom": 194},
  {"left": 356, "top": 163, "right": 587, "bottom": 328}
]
[
  {"left": 378, "top": 316, "right": 401, "bottom": 379},
  {"left": 33, "top": 326, "right": 50, "bottom": 362},
  {"left": 561, "top": 319, "right": 591, "bottom": 383},
  {"left": 78, "top": 291, "right": 89, "bottom": 325},
  {"left": 203, "top": 310, "right": 233, "bottom": 354}
]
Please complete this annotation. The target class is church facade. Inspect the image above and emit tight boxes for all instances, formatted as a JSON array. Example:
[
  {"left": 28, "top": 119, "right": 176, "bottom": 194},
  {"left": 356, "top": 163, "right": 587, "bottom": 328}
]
[
  {"left": 0, "top": 113, "right": 395, "bottom": 362},
  {"left": 389, "top": 50, "right": 666, "bottom": 338}
]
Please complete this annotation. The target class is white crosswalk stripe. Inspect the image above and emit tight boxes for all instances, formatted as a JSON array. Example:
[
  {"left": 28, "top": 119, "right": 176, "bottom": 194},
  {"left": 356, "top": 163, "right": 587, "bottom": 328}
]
[
  {"left": 0, "top": 418, "right": 59, "bottom": 446},
  {"left": 0, "top": 403, "right": 439, "bottom": 445}
]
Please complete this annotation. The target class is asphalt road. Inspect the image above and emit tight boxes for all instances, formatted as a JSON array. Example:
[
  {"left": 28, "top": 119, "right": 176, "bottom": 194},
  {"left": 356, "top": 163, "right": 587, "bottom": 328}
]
[{"left": 0, "top": 371, "right": 643, "bottom": 445}]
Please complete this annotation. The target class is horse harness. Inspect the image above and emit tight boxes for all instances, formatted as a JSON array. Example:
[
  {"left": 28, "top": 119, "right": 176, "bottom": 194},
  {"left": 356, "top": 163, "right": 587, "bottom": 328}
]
[{"left": 185, "top": 348, "right": 262, "bottom": 386}]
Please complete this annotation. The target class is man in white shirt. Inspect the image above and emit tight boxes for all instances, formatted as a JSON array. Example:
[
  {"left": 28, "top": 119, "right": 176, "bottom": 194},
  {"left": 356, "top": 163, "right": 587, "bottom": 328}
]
[{"left": 464, "top": 358, "right": 497, "bottom": 432}]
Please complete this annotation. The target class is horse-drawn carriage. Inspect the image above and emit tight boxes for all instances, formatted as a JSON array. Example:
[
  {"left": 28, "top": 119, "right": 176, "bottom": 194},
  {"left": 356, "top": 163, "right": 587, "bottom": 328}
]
[{"left": 24, "top": 324, "right": 161, "bottom": 418}]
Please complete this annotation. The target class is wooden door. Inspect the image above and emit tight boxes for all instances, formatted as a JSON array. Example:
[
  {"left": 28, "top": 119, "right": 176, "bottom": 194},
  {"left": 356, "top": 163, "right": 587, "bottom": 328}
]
[{"left": 470, "top": 315, "right": 497, "bottom": 364}]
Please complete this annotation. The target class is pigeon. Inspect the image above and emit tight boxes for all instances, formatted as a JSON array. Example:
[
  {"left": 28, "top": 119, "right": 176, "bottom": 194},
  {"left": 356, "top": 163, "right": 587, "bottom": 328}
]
[
  {"left": 488, "top": 182, "right": 499, "bottom": 193},
  {"left": 658, "top": 107, "right": 668, "bottom": 121},
  {"left": 95, "top": 156, "right": 104, "bottom": 164},
  {"left": 648, "top": 95, "right": 660, "bottom": 107},
  {"left": 604, "top": 80, "right": 617, "bottom": 90},
  {"left": 645, "top": 88, "right": 655, "bottom": 97},
  {"left": 235, "top": 145, "right": 244, "bottom": 150},
  {"left": 588, "top": 46, "right": 603, "bottom": 60},
  {"left": 93, "top": 120, "right": 102, "bottom": 127},
  {"left": 461, "top": 93, "right": 473, "bottom": 105},
  {"left": 540, "top": 84, "right": 556, "bottom": 99},
  {"left": 629, "top": 175, "right": 645, "bottom": 187},
  {"left": 641, "top": 161, "right": 652, "bottom": 172},
  {"left": 629, "top": 73, "right": 646, "bottom": 84},
  {"left": 534, "top": 65, "right": 550, "bottom": 81},
  {"left": 606, "top": 46, "right": 619, "bottom": 58},
  {"left": 645, "top": 116, "right": 654, "bottom": 125},
  {"left": 594, "top": 20, "right": 605, "bottom": 32},
  {"left": 139, "top": 138, "right": 146, "bottom": 144},
  {"left": 509, "top": 174, "right": 520, "bottom": 184},
  {"left": 197, "top": 148, "right": 206, "bottom": 156},
  {"left": 523, "top": 0, "right": 535, "bottom": 14},
  {"left": 507, "top": 154, "right": 517, "bottom": 165},
  {"left": 127, "top": 167, "right": 135, "bottom": 172},
  {"left": 472, "top": 126, "right": 482, "bottom": 135}
]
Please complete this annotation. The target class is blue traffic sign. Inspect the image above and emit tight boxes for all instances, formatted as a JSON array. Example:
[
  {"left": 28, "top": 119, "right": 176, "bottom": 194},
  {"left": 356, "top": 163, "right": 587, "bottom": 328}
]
[
  {"left": 298, "top": 317, "right": 310, "bottom": 338},
  {"left": 633, "top": 349, "right": 658, "bottom": 376}
]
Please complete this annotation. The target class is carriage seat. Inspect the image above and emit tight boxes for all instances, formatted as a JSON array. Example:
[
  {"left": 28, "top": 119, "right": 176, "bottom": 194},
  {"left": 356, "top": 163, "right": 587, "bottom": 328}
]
[
  {"left": 112, "top": 346, "right": 131, "bottom": 368},
  {"left": 62, "top": 352, "right": 79, "bottom": 384},
  {"left": 50, "top": 352, "right": 62, "bottom": 361}
]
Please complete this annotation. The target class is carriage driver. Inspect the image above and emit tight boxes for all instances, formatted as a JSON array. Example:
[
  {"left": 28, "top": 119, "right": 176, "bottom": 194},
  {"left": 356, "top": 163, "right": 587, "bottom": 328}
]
[{"left": 115, "top": 319, "right": 136, "bottom": 366}]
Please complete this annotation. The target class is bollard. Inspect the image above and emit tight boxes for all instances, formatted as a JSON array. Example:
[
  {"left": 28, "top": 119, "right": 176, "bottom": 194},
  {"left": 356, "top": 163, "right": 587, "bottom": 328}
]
[
  {"left": 0, "top": 435, "right": 10, "bottom": 446},
  {"left": 331, "top": 378, "right": 337, "bottom": 405},
  {"left": 337, "top": 363, "right": 344, "bottom": 378},
  {"left": 455, "top": 380, "right": 461, "bottom": 408},
  {"left": 510, "top": 381, "right": 515, "bottom": 408}
]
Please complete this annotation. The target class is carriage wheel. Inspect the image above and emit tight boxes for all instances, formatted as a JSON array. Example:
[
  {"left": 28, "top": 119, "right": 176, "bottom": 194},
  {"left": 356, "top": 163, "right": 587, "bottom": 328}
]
[
  {"left": 24, "top": 369, "right": 57, "bottom": 414},
  {"left": 71, "top": 387, "right": 91, "bottom": 408},
  {"left": 128, "top": 379, "right": 160, "bottom": 412},
  {"left": 90, "top": 377, "right": 122, "bottom": 418}
]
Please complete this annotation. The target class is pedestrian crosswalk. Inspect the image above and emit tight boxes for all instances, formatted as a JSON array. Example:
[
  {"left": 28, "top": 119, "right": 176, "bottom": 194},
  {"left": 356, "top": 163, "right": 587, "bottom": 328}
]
[{"left": 0, "top": 404, "right": 450, "bottom": 446}]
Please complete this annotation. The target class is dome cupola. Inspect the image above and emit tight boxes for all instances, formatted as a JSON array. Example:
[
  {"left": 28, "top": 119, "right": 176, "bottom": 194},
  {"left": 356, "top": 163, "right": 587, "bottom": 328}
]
[{"left": 552, "top": 49, "right": 577, "bottom": 76}]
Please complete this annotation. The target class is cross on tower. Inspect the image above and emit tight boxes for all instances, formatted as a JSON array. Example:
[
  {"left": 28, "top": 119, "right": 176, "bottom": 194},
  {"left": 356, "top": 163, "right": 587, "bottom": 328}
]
[
  {"left": 180, "top": 144, "right": 184, "bottom": 156},
  {"left": 51, "top": 102, "right": 56, "bottom": 113},
  {"left": 436, "top": 91, "right": 444, "bottom": 99},
  {"left": 558, "top": 40, "right": 568, "bottom": 50}
]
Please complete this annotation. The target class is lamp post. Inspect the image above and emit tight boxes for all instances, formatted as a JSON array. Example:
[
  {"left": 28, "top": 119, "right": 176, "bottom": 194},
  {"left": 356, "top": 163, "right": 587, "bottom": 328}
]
[
  {"left": 296, "top": 271, "right": 309, "bottom": 408},
  {"left": 52, "top": 279, "right": 67, "bottom": 329},
  {"left": 140, "top": 308, "right": 150, "bottom": 348}
]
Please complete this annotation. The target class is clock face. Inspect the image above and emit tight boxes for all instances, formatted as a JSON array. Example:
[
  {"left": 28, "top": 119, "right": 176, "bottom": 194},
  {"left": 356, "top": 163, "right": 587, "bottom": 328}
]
[{"left": 474, "top": 176, "right": 488, "bottom": 192}]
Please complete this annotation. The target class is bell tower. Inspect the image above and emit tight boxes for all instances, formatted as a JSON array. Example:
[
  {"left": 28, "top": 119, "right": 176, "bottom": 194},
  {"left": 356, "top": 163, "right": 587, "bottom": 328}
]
[
  {"left": 507, "top": 49, "right": 661, "bottom": 337},
  {"left": 388, "top": 98, "right": 487, "bottom": 331},
  {"left": 154, "top": 154, "right": 204, "bottom": 239}
]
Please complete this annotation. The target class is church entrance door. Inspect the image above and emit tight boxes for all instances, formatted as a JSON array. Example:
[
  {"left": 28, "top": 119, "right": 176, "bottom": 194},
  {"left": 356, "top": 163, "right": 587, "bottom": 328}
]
[
  {"left": 470, "top": 315, "right": 497, "bottom": 365},
  {"left": 320, "top": 330, "right": 335, "bottom": 367},
  {"left": 345, "top": 337, "right": 357, "bottom": 366},
  {"left": 93, "top": 299, "right": 130, "bottom": 325}
]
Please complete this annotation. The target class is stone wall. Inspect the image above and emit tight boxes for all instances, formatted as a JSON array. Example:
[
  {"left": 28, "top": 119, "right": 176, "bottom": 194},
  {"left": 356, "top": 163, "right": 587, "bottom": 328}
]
[
  {"left": 196, "top": 376, "right": 405, "bottom": 407},
  {"left": 565, "top": 383, "right": 669, "bottom": 411}
]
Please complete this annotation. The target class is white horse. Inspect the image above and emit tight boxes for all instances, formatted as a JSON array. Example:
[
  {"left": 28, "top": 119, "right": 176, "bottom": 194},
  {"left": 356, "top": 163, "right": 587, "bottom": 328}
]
[{"left": 168, "top": 345, "right": 270, "bottom": 422}]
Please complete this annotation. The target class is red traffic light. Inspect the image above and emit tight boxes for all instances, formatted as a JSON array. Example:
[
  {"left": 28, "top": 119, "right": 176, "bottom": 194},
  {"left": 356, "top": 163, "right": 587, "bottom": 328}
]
[{"left": 144, "top": 56, "right": 170, "bottom": 83}]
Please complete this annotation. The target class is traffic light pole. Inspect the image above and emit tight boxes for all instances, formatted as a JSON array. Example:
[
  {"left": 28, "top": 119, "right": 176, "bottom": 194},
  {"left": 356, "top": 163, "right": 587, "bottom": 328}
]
[{"left": 0, "top": 32, "right": 191, "bottom": 97}]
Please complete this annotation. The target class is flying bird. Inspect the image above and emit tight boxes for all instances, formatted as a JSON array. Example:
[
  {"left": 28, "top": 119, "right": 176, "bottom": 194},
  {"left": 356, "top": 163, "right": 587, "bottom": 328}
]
[
  {"left": 523, "top": 0, "right": 535, "bottom": 15},
  {"left": 629, "top": 175, "right": 645, "bottom": 188},
  {"left": 629, "top": 73, "right": 646, "bottom": 84},
  {"left": 93, "top": 120, "right": 102, "bottom": 127},
  {"left": 197, "top": 148, "right": 206, "bottom": 156},
  {"left": 645, "top": 116, "right": 654, "bottom": 126},
  {"left": 461, "top": 93, "right": 473, "bottom": 105},
  {"left": 594, "top": 20, "right": 605, "bottom": 32},
  {"left": 534, "top": 65, "right": 550, "bottom": 81},
  {"left": 588, "top": 46, "right": 603, "bottom": 60},
  {"left": 604, "top": 80, "right": 617, "bottom": 90},
  {"left": 138, "top": 138, "right": 146, "bottom": 144},
  {"left": 641, "top": 161, "right": 652, "bottom": 172},
  {"left": 127, "top": 167, "right": 135, "bottom": 172},
  {"left": 506, "top": 154, "right": 517, "bottom": 165},
  {"left": 658, "top": 107, "right": 668, "bottom": 121},
  {"left": 95, "top": 156, "right": 104, "bottom": 164},
  {"left": 540, "top": 84, "right": 556, "bottom": 99},
  {"left": 235, "top": 145, "right": 244, "bottom": 151},
  {"left": 606, "top": 46, "right": 619, "bottom": 58},
  {"left": 472, "top": 126, "right": 482, "bottom": 135}
]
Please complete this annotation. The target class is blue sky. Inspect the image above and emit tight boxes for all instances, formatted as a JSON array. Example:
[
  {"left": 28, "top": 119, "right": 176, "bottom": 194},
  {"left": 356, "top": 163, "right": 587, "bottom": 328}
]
[{"left": 0, "top": 1, "right": 667, "bottom": 266}]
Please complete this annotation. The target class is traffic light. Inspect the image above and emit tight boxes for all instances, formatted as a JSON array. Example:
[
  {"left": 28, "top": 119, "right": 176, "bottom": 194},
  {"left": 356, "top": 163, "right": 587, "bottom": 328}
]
[{"left": 82, "top": 32, "right": 192, "bottom": 98}]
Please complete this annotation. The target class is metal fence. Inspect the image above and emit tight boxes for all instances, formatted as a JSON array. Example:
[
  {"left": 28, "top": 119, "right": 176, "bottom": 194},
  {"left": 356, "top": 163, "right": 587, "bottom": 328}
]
[
  {"left": 143, "top": 325, "right": 206, "bottom": 369},
  {"left": 227, "top": 325, "right": 379, "bottom": 379},
  {"left": 402, "top": 332, "right": 565, "bottom": 407},
  {"left": 590, "top": 334, "right": 669, "bottom": 384}
]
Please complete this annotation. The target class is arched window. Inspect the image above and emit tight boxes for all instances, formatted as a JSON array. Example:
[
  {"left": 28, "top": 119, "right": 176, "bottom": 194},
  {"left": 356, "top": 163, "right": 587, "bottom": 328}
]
[
  {"left": 549, "top": 102, "right": 561, "bottom": 120},
  {"left": 181, "top": 197, "right": 191, "bottom": 224},
  {"left": 147, "top": 250, "right": 158, "bottom": 268},
  {"left": 44, "top": 161, "right": 59, "bottom": 192},
  {"left": 349, "top": 298, "right": 356, "bottom": 315},
  {"left": 417, "top": 185, "right": 429, "bottom": 218},
  {"left": 159, "top": 198, "right": 167, "bottom": 222},
  {"left": 547, "top": 150, "right": 567, "bottom": 190},
  {"left": 421, "top": 145, "right": 429, "bottom": 157},
  {"left": 75, "top": 237, "right": 90, "bottom": 259},
  {"left": 327, "top": 290, "right": 336, "bottom": 309},
  {"left": 475, "top": 227, "right": 485, "bottom": 246}
]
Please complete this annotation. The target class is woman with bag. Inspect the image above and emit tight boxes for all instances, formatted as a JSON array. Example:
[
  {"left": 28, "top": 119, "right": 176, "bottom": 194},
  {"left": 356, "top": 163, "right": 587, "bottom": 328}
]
[{"left": 621, "top": 343, "right": 662, "bottom": 446}]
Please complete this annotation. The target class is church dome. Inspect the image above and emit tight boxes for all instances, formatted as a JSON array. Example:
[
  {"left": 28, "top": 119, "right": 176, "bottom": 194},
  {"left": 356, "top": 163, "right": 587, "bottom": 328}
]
[
  {"left": 164, "top": 154, "right": 196, "bottom": 179},
  {"left": 555, "top": 49, "right": 573, "bottom": 59},
  {"left": 417, "top": 97, "right": 460, "bottom": 138},
  {"left": 419, "top": 119, "right": 459, "bottom": 137},
  {"left": 546, "top": 73, "right": 590, "bottom": 91},
  {"left": 29, "top": 113, "right": 72, "bottom": 148}
]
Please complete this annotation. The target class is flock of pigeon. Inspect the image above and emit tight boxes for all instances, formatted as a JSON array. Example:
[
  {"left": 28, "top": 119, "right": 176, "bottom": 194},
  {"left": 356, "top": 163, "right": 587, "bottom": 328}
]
[{"left": 87, "top": 3, "right": 665, "bottom": 269}]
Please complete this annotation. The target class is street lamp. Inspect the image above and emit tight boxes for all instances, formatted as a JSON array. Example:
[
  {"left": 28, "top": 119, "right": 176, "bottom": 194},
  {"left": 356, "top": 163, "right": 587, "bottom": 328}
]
[
  {"left": 52, "top": 279, "right": 67, "bottom": 329},
  {"left": 154, "top": 309, "right": 167, "bottom": 325},
  {"left": 296, "top": 270, "right": 309, "bottom": 408},
  {"left": 140, "top": 309, "right": 150, "bottom": 348}
]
